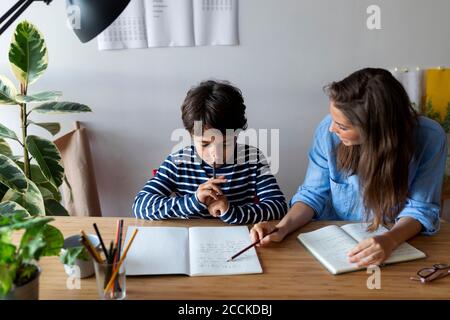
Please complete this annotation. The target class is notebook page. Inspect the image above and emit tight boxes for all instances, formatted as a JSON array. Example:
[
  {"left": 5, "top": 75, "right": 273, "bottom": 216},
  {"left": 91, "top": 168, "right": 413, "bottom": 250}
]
[
  {"left": 341, "top": 223, "right": 426, "bottom": 264},
  {"left": 189, "top": 226, "right": 262, "bottom": 276},
  {"left": 124, "top": 226, "right": 190, "bottom": 275},
  {"left": 297, "top": 225, "right": 360, "bottom": 274}
]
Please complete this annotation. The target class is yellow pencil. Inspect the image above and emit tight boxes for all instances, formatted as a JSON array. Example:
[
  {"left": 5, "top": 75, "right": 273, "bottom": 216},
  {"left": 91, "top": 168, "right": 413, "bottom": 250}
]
[
  {"left": 80, "top": 230, "right": 103, "bottom": 263},
  {"left": 103, "top": 228, "right": 138, "bottom": 294}
]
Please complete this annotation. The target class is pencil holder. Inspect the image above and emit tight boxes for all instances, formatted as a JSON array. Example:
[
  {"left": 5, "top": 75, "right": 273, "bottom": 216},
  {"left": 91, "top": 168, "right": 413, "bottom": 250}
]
[{"left": 93, "top": 260, "right": 126, "bottom": 300}]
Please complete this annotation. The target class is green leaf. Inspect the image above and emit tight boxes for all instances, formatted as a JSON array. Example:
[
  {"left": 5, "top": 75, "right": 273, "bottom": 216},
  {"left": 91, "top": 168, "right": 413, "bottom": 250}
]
[
  {"left": 60, "top": 246, "right": 82, "bottom": 266},
  {"left": 0, "top": 138, "right": 13, "bottom": 158},
  {"left": 29, "top": 121, "right": 61, "bottom": 136},
  {"left": 16, "top": 161, "right": 62, "bottom": 202},
  {"left": 32, "top": 101, "right": 91, "bottom": 114},
  {"left": 26, "top": 135, "right": 64, "bottom": 187},
  {"left": 0, "top": 75, "right": 18, "bottom": 105},
  {"left": 0, "top": 183, "right": 8, "bottom": 204},
  {"left": 40, "top": 224, "right": 63, "bottom": 256},
  {"left": 38, "top": 181, "right": 61, "bottom": 202},
  {"left": 18, "top": 223, "right": 63, "bottom": 261},
  {"left": 60, "top": 246, "right": 89, "bottom": 266},
  {"left": 0, "top": 242, "right": 16, "bottom": 263},
  {"left": 38, "top": 186, "right": 53, "bottom": 200},
  {"left": 0, "top": 201, "right": 29, "bottom": 218},
  {"left": 16, "top": 91, "right": 62, "bottom": 103},
  {"left": 2, "top": 179, "right": 45, "bottom": 216},
  {"left": 0, "top": 215, "right": 52, "bottom": 231},
  {"left": 0, "top": 154, "right": 28, "bottom": 193},
  {"left": 19, "top": 228, "right": 45, "bottom": 262},
  {"left": 0, "top": 123, "right": 19, "bottom": 141},
  {"left": 44, "top": 199, "right": 69, "bottom": 216},
  {"left": 0, "top": 262, "right": 18, "bottom": 297},
  {"left": 9, "top": 21, "right": 48, "bottom": 86},
  {"left": 0, "top": 202, "right": 29, "bottom": 244}
]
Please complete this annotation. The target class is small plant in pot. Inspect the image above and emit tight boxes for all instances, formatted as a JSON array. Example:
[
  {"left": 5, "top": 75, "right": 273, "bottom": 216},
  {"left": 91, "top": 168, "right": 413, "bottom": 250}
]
[
  {"left": 0, "top": 201, "right": 63, "bottom": 300},
  {"left": 60, "top": 234, "right": 100, "bottom": 279}
]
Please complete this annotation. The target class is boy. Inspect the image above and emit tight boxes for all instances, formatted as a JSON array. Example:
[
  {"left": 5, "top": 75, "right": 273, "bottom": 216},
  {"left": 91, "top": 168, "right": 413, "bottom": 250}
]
[{"left": 132, "top": 80, "right": 287, "bottom": 224}]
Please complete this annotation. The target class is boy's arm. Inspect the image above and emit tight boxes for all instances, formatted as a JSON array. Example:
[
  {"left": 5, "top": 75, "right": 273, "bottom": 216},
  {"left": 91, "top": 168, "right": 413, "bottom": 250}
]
[
  {"left": 132, "top": 157, "right": 207, "bottom": 220},
  {"left": 219, "top": 154, "right": 288, "bottom": 224}
]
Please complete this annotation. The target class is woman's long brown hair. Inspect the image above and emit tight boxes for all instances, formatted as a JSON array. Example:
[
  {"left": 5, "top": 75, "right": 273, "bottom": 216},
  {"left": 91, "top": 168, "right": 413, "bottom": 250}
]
[{"left": 325, "top": 68, "right": 418, "bottom": 231}]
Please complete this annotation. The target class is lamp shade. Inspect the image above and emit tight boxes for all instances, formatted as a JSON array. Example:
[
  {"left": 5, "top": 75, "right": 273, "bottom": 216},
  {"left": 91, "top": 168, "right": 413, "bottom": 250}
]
[{"left": 65, "top": 0, "right": 130, "bottom": 43}]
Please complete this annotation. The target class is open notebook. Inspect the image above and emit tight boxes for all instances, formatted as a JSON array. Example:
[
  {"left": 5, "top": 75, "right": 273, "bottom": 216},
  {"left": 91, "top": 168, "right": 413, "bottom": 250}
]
[
  {"left": 123, "top": 226, "right": 262, "bottom": 276},
  {"left": 297, "top": 223, "right": 426, "bottom": 275}
]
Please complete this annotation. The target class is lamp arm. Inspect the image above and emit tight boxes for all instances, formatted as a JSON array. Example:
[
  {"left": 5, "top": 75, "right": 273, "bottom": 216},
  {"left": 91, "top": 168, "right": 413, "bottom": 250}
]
[{"left": 0, "top": 0, "right": 53, "bottom": 35}]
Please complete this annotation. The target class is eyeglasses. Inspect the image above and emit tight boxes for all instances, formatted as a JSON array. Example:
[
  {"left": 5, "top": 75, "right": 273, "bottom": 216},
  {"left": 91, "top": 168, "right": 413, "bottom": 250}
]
[{"left": 410, "top": 264, "right": 450, "bottom": 283}]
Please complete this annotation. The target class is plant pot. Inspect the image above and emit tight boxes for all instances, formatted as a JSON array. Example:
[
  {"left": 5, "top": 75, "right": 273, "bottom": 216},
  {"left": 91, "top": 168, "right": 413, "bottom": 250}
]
[
  {"left": 62, "top": 234, "right": 100, "bottom": 278},
  {"left": 3, "top": 267, "right": 40, "bottom": 300}
]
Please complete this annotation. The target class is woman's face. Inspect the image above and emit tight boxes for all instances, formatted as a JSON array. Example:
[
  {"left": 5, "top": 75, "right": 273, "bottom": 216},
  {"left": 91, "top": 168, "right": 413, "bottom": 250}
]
[{"left": 329, "top": 102, "right": 363, "bottom": 146}]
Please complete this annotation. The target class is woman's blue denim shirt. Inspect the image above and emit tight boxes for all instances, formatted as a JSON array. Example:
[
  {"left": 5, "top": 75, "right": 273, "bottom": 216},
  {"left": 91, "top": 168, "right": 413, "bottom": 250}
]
[{"left": 290, "top": 115, "right": 447, "bottom": 235}]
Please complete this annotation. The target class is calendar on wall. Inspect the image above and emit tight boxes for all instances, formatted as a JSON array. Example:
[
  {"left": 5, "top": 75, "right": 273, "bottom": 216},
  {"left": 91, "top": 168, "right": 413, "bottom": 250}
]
[{"left": 97, "top": 0, "right": 239, "bottom": 50}]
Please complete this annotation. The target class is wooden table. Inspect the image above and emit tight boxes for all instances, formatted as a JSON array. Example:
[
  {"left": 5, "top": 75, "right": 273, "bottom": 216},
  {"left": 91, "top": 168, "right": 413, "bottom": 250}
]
[{"left": 36, "top": 217, "right": 450, "bottom": 300}]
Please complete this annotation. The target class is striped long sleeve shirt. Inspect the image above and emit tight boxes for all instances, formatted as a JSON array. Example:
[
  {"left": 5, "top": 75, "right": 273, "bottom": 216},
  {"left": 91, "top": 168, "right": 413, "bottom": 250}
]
[{"left": 132, "top": 144, "right": 287, "bottom": 224}]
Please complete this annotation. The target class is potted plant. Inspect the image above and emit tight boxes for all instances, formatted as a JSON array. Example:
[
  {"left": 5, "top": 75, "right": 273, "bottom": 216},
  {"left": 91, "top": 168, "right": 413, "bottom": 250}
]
[
  {"left": 0, "top": 201, "right": 64, "bottom": 300},
  {"left": 0, "top": 20, "right": 92, "bottom": 298},
  {"left": 60, "top": 234, "right": 100, "bottom": 279},
  {"left": 0, "top": 20, "right": 91, "bottom": 216}
]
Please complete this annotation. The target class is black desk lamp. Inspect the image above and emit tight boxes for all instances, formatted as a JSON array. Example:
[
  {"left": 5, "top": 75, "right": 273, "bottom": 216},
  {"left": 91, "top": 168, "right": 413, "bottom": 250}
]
[{"left": 0, "top": 0, "right": 130, "bottom": 43}]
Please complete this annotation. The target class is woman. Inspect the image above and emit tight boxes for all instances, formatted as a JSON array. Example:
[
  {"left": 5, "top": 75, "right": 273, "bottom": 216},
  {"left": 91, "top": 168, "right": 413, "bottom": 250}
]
[{"left": 251, "top": 68, "right": 447, "bottom": 267}]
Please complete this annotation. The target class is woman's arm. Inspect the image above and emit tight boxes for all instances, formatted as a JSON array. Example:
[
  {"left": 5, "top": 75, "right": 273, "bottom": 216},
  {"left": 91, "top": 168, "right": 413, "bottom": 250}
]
[
  {"left": 347, "top": 217, "right": 422, "bottom": 267},
  {"left": 250, "top": 117, "right": 333, "bottom": 244},
  {"left": 250, "top": 201, "right": 315, "bottom": 245}
]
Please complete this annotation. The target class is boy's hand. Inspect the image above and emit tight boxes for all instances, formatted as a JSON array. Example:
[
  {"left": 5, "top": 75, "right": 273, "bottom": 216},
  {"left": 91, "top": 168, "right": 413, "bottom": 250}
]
[
  {"left": 196, "top": 176, "right": 227, "bottom": 206},
  {"left": 208, "top": 195, "right": 229, "bottom": 217},
  {"left": 347, "top": 234, "right": 397, "bottom": 267}
]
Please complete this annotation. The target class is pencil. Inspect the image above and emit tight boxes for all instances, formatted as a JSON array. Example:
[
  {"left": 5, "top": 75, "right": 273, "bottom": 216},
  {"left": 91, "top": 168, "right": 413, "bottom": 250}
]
[
  {"left": 112, "top": 219, "right": 124, "bottom": 292},
  {"left": 79, "top": 237, "right": 102, "bottom": 263},
  {"left": 103, "top": 228, "right": 139, "bottom": 294},
  {"left": 93, "top": 223, "right": 109, "bottom": 261},
  {"left": 213, "top": 161, "right": 216, "bottom": 179},
  {"left": 227, "top": 227, "right": 279, "bottom": 262},
  {"left": 80, "top": 230, "right": 103, "bottom": 263}
]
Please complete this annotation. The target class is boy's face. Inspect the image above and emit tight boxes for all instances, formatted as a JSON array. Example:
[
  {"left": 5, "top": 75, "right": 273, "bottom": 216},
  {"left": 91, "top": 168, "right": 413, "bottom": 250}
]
[{"left": 193, "top": 130, "right": 236, "bottom": 167}]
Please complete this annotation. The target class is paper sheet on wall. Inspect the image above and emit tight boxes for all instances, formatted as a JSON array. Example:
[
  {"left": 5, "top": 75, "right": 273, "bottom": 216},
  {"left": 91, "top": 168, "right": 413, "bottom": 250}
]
[
  {"left": 97, "top": 0, "right": 147, "bottom": 50},
  {"left": 424, "top": 68, "right": 450, "bottom": 119},
  {"left": 97, "top": 0, "right": 239, "bottom": 50},
  {"left": 193, "top": 0, "right": 239, "bottom": 46},
  {"left": 145, "top": 0, "right": 195, "bottom": 47},
  {"left": 391, "top": 69, "right": 424, "bottom": 111}
]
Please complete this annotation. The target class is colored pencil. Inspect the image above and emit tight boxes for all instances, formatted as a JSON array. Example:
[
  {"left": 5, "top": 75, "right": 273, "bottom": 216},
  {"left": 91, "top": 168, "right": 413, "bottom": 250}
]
[
  {"left": 103, "top": 228, "right": 139, "bottom": 294},
  {"left": 93, "top": 223, "right": 109, "bottom": 261}
]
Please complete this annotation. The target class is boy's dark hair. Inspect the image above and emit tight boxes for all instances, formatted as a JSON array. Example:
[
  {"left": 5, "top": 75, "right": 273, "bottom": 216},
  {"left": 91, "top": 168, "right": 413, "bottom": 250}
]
[{"left": 181, "top": 80, "right": 248, "bottom": 134}]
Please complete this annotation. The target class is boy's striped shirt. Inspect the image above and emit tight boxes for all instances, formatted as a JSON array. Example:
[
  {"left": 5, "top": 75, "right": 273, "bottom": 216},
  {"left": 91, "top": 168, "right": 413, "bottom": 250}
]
[{"left": 132, "top": 144, "right": 287, "bottom": 224}]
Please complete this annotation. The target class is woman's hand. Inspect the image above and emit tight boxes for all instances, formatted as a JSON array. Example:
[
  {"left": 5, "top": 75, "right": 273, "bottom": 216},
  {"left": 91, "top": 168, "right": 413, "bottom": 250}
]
[
  {"left": 196, "top": 176, "right": 227, "bottom": 206},
  {"left": 250, "top": 222, "right": 288, "bottom": 246},
  {"left": 347, "top": 234, "right": 397, "bottom": 267}
]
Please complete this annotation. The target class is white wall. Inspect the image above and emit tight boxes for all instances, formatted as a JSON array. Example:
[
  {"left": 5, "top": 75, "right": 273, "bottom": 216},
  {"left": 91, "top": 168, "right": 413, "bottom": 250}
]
[{"left": 1, "top": 0, "right": 450, "bottom": 217}]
